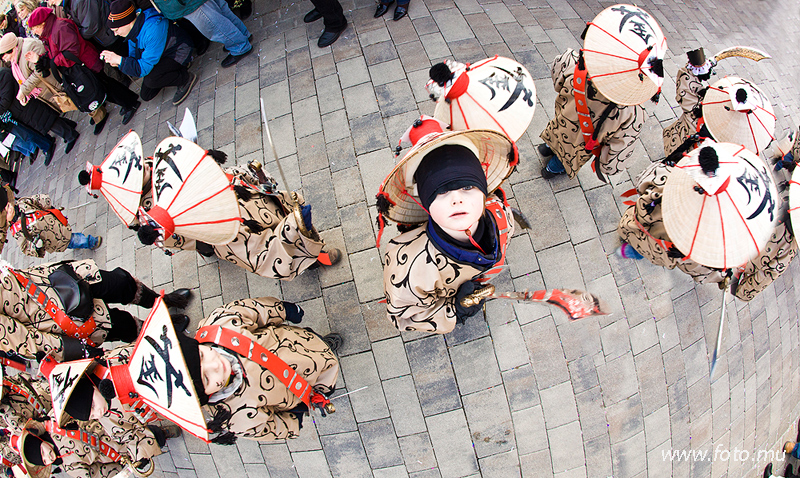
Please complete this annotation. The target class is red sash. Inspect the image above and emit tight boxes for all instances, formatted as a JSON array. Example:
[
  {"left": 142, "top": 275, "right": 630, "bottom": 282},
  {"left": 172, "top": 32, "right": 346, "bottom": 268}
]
[
  {"left": 91, "top": 365, "right": 158, "bottom": 423},
  {"left": 1, "top": 357, "right": 27, "bottom": 372},
  {"left": 43, "top": 420, "right": 123, "bottom": 462},
  {"left": 572, "top": 63, "right": 603, "bottom": 157},
  {"left": 2, "top": 379, "right": 46, "bottom": 415},
  {"left": 9, "top": 209, "right": 69, "bottom": 236},
  {"left": 473, "top": 199, "right": 511, "bottom": 283},
  {"left": 195, "top": 326, "right": 319, "bottom": 407},
  {"left": 8, "top": 269, "right": 97, "bottom": 346}
]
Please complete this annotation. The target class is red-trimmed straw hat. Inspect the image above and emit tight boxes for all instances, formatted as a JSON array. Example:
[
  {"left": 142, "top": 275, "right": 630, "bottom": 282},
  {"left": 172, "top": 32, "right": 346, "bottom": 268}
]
[
  {"left": 702, "top": 76, "right": 776, "bottom": 155},
  {"left": 140, "top": 137, "right": 240, "bottom": 245},
  {"left": 582, "top": 4, "right": 667, "bottom": 106},
  {"left": 84, "top": 131, "right": 145, "bottom": 226},
  {"left": 662, "top": 141, "right": 779, "bottom": 269},
  {"left": 11, "top": 421, "right": 51, "bottom": 478},
  {"left": 376, "top": 116, "right": 517, "bottom": 226},
  {"left": 429, "top": 55, "right": 536, "bottom": 141}
]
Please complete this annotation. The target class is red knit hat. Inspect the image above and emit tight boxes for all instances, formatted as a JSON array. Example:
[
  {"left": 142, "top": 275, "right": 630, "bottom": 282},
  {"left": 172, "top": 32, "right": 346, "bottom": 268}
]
[{"left": 26, "top": 7, "right": 52, "bottom": 28}]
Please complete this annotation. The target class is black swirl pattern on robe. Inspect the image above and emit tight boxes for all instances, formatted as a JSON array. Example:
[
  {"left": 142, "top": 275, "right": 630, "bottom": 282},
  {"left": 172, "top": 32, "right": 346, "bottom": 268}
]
[
  {"left": 14, "top": 195, "right": 73, "bottom": 257},
  {"left": 663, "top": 68, "right": 705, "bottom": 156}
]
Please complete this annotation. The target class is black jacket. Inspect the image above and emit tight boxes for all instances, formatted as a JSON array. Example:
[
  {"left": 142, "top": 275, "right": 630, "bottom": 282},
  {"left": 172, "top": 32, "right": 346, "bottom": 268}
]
[{"left": 0, "top": 68, "right": 59, "bottom": 134}]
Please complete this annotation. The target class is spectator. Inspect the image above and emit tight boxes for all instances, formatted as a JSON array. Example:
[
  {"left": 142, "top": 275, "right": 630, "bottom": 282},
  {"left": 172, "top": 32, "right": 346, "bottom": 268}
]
[
  {"left": 101, "top": 0, "right": 196, "bottom": 105},
  {"left": 374, "top": 0, "right": 407, "bottom": 21},
  {"left": 0, "top": 119, "right": 55, "bottom": 164},
  {"left": 150, "top": 0, "right": 251, "bottom": 67},
  {"left": 0, "top": 68, "right": 79, "bottom": 158},
  {"left": 12, "top": 0, "right": 38, "bottom": 37},
  {"left": 0, "top": 10, "right": 24, "bottom": 37},
  {"left": 46, "top": 0, "right": 118, "bottom": 49},
  {"left": 303, "top": 0, "right": 347, "bottom": 48},
  {"left": 26, "top": 7, "right": 141, "bottom": 124}
]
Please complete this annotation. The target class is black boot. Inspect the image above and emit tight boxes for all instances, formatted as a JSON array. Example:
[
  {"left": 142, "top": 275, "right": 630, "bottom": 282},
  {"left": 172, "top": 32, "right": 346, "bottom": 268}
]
[
  {"left": 163, "top": 289, "right": 193, "bottom": 309},
  {"left": 134, "top": 280, "right": 192, "bottom": 309}
]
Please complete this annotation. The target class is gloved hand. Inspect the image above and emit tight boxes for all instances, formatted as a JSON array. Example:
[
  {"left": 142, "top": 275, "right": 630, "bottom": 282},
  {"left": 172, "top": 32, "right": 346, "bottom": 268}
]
[
  {"left": 454, "top": 280, "right": 484, "bottom": 322},
  {"left": 35, "top": 56, "right": 50, "bottom": 77},
  {"left": 667, "top": 246, "right": 685, "bottom": 259},
  {"left": 282, "top": 301, "right": 304, "bottom": 324}
]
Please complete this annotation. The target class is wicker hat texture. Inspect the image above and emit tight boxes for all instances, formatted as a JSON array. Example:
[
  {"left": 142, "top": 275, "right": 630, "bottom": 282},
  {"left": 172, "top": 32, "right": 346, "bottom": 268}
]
[
  {"left": 25, "top": 7, "right": 51, "bottom": 28},
  {"left": 83, "top": 131, "right": 145, "bottom": 226},
  {"left": 14, "top": 420, "right": 52, "bottom": 478},
  {"left": 702, "top": 76, "right": 776, "bottom": 155},
  {"left": 428, "top": 55, "right": 536, "bottom": 141},
  {"left": 662, "top": 141, "right": 779, "bottom": 269},
  {"left": 141, "top": 136, "right": 239, "bottom": 245},
  {"left": 582, "top": 4, "right": 667, "bottom": 106},
  {"left": 377, "top": 116, "right": 517, "bottom": 225},
  {"left": 0, "top": 32, "right": 18, "bottom": 55}
]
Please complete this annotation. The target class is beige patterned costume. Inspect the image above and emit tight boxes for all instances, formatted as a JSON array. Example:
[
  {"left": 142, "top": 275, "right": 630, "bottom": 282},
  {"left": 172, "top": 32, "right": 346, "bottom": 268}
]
[
  {"left": 197, "top": 297, "right": 339, "bottom": 440},
  {"left": 11, "top": 194, "right": 72, "bottom": 257},
  {"left": 0, "top": 184, "right": 16, "bottom": 251},
  {"left": 0, "top": 374, "right": 51, "bottom": 434},
  {"left": 539, "top": 49, "right": 647, "bottom": 179},
  {"left": 617, "top": 161, "right": 726, "bottom": 283},
  {"left": 662, "top": 67, "right": 706, "bottom": 157},
  {"left": 28, "top": 418, "right": 125, "bottom": 478}
]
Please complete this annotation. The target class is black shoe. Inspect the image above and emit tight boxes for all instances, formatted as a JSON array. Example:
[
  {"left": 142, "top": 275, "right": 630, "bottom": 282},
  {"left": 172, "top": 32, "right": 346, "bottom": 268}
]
[
  {"left": 393, "top": 4, "right": 407, "bottom": 20},
  {"left": 163, "top": 288, "right": 193, "bottom": 309},
  {"left": 173, "top": 72, "right": 198, "bottom": 106},
  {"left": 785, "top": 464, "right": 794, "bottom": 478},
  {"left": 221, "top": 47, "right": 253, "bottom": 68},
  {"left": 93, "top": 114, "right": 108, "bottom": 135},
  {"left": 43, "top": 141, "right": 55, "bottom": 166},
  {"left": 28, "top": 148, "right": 38, "bottom": 164},
  {"left": 64, "top": 134, "right": 79, "bottom": 154},
  {"left": 374, "top": 1, "right": 393, "bottom": 17},
  {"left": 170, "top": 314, "right": 190, "bottom": 334},
  {"left": 304, "top": 8, "right": 322, "bottom": 22},
  {"left": 322, "top": 333, "right": 343, "bottom": 352},
  {"left": 541, "top": 165, "right": 565, "bottom": 179},
  {"left": 537, "top": 143, "right": 554, "bottom": 157},
  {"left": 121, "top": 101, "right": 140, "bottom": 125},
  {"left": 318, "top": 22, "right": 346, "bottom": 48},
  {"left": 764, "top": 463, "right": 773, "bottom": 478},
  {"left": 238, "top": 0, "right": 252, "bottom": 20}
]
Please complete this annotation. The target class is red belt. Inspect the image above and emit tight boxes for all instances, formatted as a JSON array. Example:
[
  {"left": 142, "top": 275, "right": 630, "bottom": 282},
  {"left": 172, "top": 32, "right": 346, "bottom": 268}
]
[
  {"left": 2, "top": 379, "right": 46, "bottom": 415},
  {"left": 9, "top": 209, "right": 68, "bottom": 236},
  {"left": 572, "top": 63, "right": 603, "bottom": 157},
  {"left": 44, "top": 420, "right": 122, "bottom": 462}
]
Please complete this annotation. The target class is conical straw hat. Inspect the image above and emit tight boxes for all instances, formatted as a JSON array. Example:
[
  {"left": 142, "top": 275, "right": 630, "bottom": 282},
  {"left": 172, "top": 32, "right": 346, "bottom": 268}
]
[
  {"left": 43, "top": 358, "right": 94, "bottom": 427},
  {"left": 663, "top": 141, "right": 779, "bottom": 269},
  {"left": 432, "top": 56, "right": 536, "bottom": 141},
  {"left": 146, "top": 137, "right": 240, "bottom": 245},
  {"left": 702, "top": 76, "right": 776, "bottom": 155},
  {"left": 378, "top": 119, "right": 517, "bottom": 225},
  {"left": 14, "top": 420, "right": 50, "bottom": 478},
  {"left": 86, "top": 131, "right": 145, "bottom": 226},
  {"left": 582, "top": 4, "right": 667, "bottom": 106},
  {"left": 108, "top": 297, "right": 209, "bottom": 442}
]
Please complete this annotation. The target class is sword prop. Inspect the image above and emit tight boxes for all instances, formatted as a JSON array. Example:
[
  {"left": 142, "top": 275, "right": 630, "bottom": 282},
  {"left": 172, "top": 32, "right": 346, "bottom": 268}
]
[
  {"left": 460, "top": 284, "right": 611, "bottom": 320},
  {"left": 709, "top": 277, "right": 730, "bottom": 380},
  {"left": 260, "top": 98, "right": 288, "bottom": 189}
]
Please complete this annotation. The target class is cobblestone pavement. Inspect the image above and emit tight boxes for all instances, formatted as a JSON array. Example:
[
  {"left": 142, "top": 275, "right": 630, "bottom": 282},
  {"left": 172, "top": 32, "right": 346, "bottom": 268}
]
[{"left": 7, "top": 0, "right": 800, "bottom": 476}]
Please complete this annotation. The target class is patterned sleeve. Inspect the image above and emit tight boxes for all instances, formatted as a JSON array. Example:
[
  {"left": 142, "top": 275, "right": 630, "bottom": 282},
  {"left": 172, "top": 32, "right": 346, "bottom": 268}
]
[
  {"left": 551, "top": 48, "right": 577, "bottom": 93},
  {"left": 212, "top": 402, "right": 301, "bottom": 441},
  {"left": 596, "top": 104, "right": 647, "bottom": 175},
  {"left": 0, "top": 314, "right": 65, "bottom": 360},
  {"left": 674, "top": 68, "right": 703, "bottom": 114},
  {"left": 202, "top": 297, "right": 287, "bottom": 332},
  {"left": 28, "top": 194, "right": 53, "bottom": 210}
]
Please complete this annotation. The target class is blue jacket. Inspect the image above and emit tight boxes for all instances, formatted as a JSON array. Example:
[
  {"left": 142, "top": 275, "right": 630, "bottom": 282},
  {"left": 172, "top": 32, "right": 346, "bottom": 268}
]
[{"left": 119, "top": 8, "right": 168, "bottom": 78}]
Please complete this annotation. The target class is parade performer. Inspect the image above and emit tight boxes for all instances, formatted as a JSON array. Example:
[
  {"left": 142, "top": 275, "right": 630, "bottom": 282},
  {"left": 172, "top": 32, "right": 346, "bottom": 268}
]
[
  {"left": 94, "top": 296, "right": 340, "bottom": 443},
  {"left": 0, "top": 258, "right": 192, "bottom": 361},
  {"left": 0, "top": 368, "right": 51, "bottom": 434},
  {"left": 135, "top": 137, "right": 341, "bottom": 280},
  {"left": 662, "top": 48, "right": 715, "bottom": 157},
  {"left": 4, "top": 192, "right": 102, "bottom": 256},
  {"left": 376, "top": 117, "right": 517, "bottom": 334},
  {"left": 616, "top": 141, "right": 778, "bottom": 285},
  {"left": 539, "top": 4, "right": 665, "bottom": 181}
]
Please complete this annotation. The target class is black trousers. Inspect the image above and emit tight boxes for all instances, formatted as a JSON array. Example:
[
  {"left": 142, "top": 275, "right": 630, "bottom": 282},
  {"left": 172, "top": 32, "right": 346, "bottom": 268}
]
[
  {"left": 48, "top": 117, "right": 78, "bottom": 143},
  {"left": 140, "top": 57, "right": 190, "bottom": 101},
  {"left": 310, "top": 0, "right": 346, "bottom": 30},
  {"left": 90, "top": 267, "right": 140, "bottom": 342},
  {"left": 94, "top": 70, "right": 140, "bottom": 110}
]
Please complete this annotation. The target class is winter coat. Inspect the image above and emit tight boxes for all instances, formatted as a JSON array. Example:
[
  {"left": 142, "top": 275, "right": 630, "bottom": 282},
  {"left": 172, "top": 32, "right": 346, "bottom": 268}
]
[
  {"left": 148, "top": 0, "right": 205, "bottom": 21},
  {"left": 539, "top": 48, "right": 647, "bottom": 179},
  {"left": 11, "top": 194, "right": 72, "bottom": 256},
  {"left": 382, "top": 195, "right": 514, "bottom": 334},
  {"left": 662, "top": 67, "right": 706, "bottom": 157},
  {"left": 7, "top": 37, "right": 62, "bottom": 111},
  {"left": 120, "top": 8, "right": 191, "bottom": 78},
  {"left": 162, "top": 167, "right": 325, "bottom": 280},
  {"left": 0, "top": 68, "right": 59, "bottom": 134},
  {"left": 196, "top": 297, "right": 339, "bottom": 441},
  {"left": 38, "top": 12, "right": 103, "bottom": 72},
  {"left": 62, "top": 0, "right": 116, "bottom": 46},
  {"left": 616, "top": 161, "right": 727, "bottom": 284},
  {"left": 0, "top": 259, "right": 112, "bottom": 360}
]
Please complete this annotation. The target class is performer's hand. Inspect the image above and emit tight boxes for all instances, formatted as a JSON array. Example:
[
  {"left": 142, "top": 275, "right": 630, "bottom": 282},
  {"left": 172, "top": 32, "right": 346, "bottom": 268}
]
[
  {"left": 454, "top": 280, "right": 484, "bottom": 322},
  {"left": 282, "top": 301, "right": 304, "bottom": 323}
]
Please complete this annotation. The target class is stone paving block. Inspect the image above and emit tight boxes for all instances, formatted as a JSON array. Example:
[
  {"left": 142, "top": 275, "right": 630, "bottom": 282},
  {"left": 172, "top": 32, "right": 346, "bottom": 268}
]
[
  {"left": 398, "top": 432, "right": 438, "bottom": 473},
  {"left": 521, "top": 317, "right": 569, "bottom": 389},
  {"left": 267, "top": 113, "right": 297, "bottom": 159},
  {"left": 538, "top": 242, "right": 584, "bottom": 290},
  {"left": 512, "top": 404, "right": 548, "bottom": 455},
  {"left": 610, "top": 429, "right": 647, "bottom": 478},
  {"left": 358, "top": 418, "right": 404, "bottom": 468},
  {"left": 519, "top": 449, "right": 553, "bottom": 478},
  {"left": 574, "top": 238, "right": 611, "bottom": 283},
  {"left": 297, "top": 132, "right": 330, "bottom": 174},
  {"left": 426, "top": 409, "right": 479, "bottom": 477},
  {"left": 506, "top": 234, "right": 539, "bottom": 279},
  {"left": 597, "top": 352, "right": 638, "bottom": 406},
  {"left": 633, "top": 344, "right": 668, "bottom": 416},
  {"left": 319, "top": 431, "right": 372, "bottom": 478},
  {"left": 449, "top": 336, "right": 502, "bottom": 394},
  {"left": 292, "top": 450, "right": 333, "bottom": 478},
  {"left": 558, "top": 315, "right": 602, "bottom": 361},
  {"left": 314, "top": 390, "right": 359, "bottom": 435},
  {"left": 340, "top": 351, "right": 390, "bottom": 421},
  {"left": 405, "top": 335, "right": 462, "bottom": 416},
  {"left": 555, "top": 187, "right": 599, "bottom": 244},
  {"left": 373, "top": 465, "right": 410, "bottom": 478},
  {"left": 363, "top": 41, "right": 399, "bottom": 66},
  {"left": 323, "top": 281, "right": 371, "bottom": 353},
  {"left": 379, "top": 375, "right": 426, "bottom": 437},
  {"left": 287, "top": 418, "right": 322, "bottom": 452},
  {"left": 350, "top": 114, "right": 389, "bottom": 155},
  {"left": 343, "top": 83, "right": 381, "bottom": 119},
  {"left": 600, "top": 318, "right": 631, "bottom": 360},
  {"left": 501, "top": 364, "right": 540, "bottom": 412},
  {"left": 176, "top": 469, "right": 198, "bottom": 478},
  {"left": 151, "top": 247, "right": 174, "bottom": 286},
  {"left": 315, "top": 75, "right": 345, "bottom": 116},
  {"left": 375, "top": 80, "right": 417, "bottom": 117},
  {"left": 234, "top": 79, "right": 260, "bottom": 119},
  {"left": 420, "top": 32, "right": 452, "bottom": 60},
  {"left": 368, "top": 59, "right": 407, "bottom": 87},
  {"left": 339, "top": 202, "right": 375, "bottom": 253},
  {"left": 322, "top": 109, "right": 351, "bottom": 143},
  {"left": 462, "top": 385, "right": 515, "bottom": 458},
  {"left": 362, "top": 298, "right": 401, "bottom": 342},
  {"left": 547, "top": 420, "right": 584, "bottom": 473},
  {"left": 431, "top": 8, "right": 474, "bottom": 42},
  {"left": 333, "top": 167, "right": 366, "bottom": 207},
  {"left": 189, "top": 453, "right": 220, "bottom": 477},
  {"left": 349, "top": 247, "right": 385, "bottom": 302},
  {"left": 512, "top": 178, "right": 570, "bottom": 251},
  {"left": 372, "top": 337, "right": 411, "bottom": 379},
  {"left": 540, "top": 380, "right": 580, "bottom": 430},
  {"left": 489, "top": 319, "right": 530, "bottom": 371},
  {"left": 301, "top": 168, "right": 340, "bottom": 230},
  {"left": 293, "top": 96, "right": 323, "bottom": 139},
  {"left": 208, "top": 443, "right": 246, "bottom": 476},
  {"left": 337, "top": 56, "right": 371, "bottom": 89},
  {"left": 684, "top": 338, "right": 710, "bottom": 387},
  {"left": 606, "top": 394, "right": 643, "bottom": 445}
]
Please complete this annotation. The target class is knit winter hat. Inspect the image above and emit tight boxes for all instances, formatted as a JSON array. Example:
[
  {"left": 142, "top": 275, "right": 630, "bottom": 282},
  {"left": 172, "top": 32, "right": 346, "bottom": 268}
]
[
  {"left": 0, "top": 32, "right": 17, "bottom": 55},
  {"left": 414, "top": 144, "right": 488, "bottom": 211},
  {"left": 26, "top": 7, "right": 51, "bottom": 28},
  {"left": 107, "top": 0, "right": 136, "bottom": 28}
]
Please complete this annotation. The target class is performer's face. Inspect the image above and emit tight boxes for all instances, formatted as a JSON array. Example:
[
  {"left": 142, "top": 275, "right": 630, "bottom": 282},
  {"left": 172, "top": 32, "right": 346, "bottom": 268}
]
[
  {"left": 40, "top": 441, "right": 56, "bottom": 465},
  {"left": 429, "top": 186, "right": 485, "bottom": 237},
  {"left": 199, "top": 345, "right": 231, "bottom": 395},
  {"left": 89, "top": 387, "right": 108, "bottom": 420}
]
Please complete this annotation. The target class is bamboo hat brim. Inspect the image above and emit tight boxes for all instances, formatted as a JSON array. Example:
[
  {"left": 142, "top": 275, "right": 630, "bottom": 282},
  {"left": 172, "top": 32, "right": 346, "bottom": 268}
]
[
  {"left": 582, "top": 4, "right": 667, "bottom": 106},
  {"left": 378, "top": 129, "right": 517, "bottom": 225},
  {"left": 16, "top": 420, "right": 52, "bottom": 478},
  {"left": 433, "top": 56, "right": 536, "bottom": 141},
  {"left": 663, "top": 141, "right": 779, "bottom": 269},
  {"left": 702, "top": 76, "right": 776, "bottom": 154},
  {"left": 149, "top": 137, "right": 240, "bottom": 245}
]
